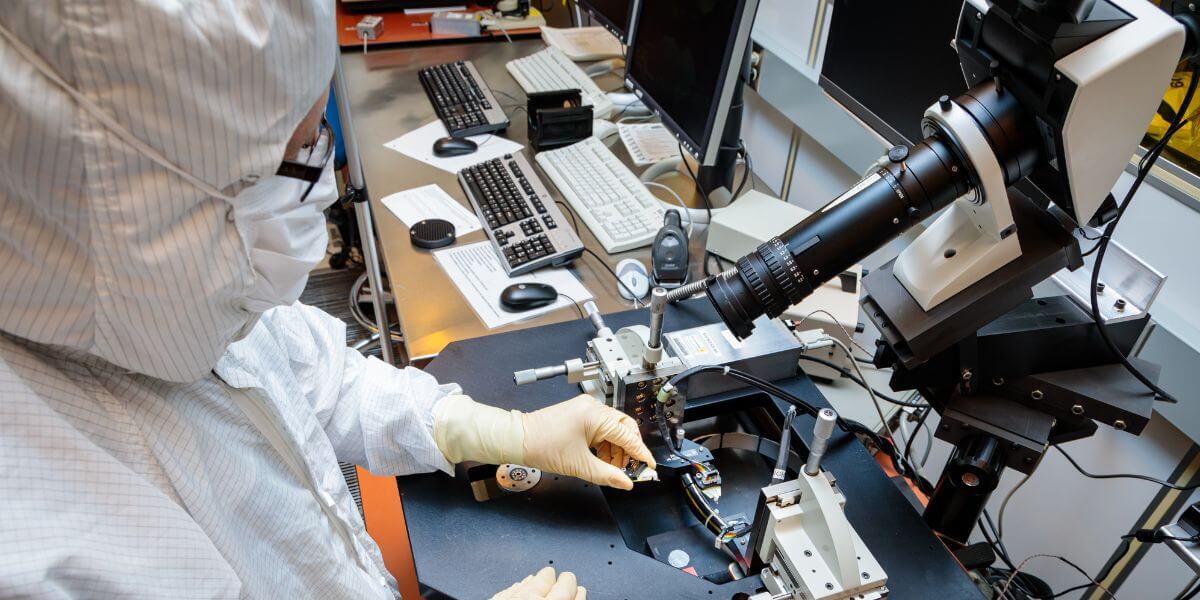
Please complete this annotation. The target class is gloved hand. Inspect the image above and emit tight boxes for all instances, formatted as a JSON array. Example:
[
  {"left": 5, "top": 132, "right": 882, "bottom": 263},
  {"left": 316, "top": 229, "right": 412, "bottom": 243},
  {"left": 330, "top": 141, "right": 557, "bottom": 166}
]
[
  {"left": 491, "top": 567, "right": 585, "bottom": 600},
  {"left": 433, "top": 394, "right": 656, "bottom": 490}
]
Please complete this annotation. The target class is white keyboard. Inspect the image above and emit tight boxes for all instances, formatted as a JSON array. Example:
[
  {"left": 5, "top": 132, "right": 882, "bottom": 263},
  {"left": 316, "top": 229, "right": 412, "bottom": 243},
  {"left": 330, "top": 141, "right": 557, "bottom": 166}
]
[
  {"left": 535, "top": 136, "right": 667, "bottom": 253},
  {"left": 506, "top": 47, "right": 616, "bottom": 119}
]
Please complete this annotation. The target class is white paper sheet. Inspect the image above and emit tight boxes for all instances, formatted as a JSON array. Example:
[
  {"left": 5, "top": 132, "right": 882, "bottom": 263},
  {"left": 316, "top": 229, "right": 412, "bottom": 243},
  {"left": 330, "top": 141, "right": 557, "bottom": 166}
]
[
  {"left": 380, "top": 184, "right": 481, "bottom": 235},
  {"left": 383, "top": 120, "right": 523, "bottom": 174},
  {"left": 617, "top": 122, "right": 679, "bottom": 166},
  {"left": 433, "top": 241, "right": 593, "bottom": 329},
  {"left": 540, "top": 26, "right": 622, "bottom": 61}
]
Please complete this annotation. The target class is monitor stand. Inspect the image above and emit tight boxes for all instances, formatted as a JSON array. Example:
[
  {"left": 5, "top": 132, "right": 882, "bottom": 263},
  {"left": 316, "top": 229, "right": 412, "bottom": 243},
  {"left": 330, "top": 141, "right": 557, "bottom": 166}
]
[{"left": 696, "top": 49, "right": 750, "bottom": 207}]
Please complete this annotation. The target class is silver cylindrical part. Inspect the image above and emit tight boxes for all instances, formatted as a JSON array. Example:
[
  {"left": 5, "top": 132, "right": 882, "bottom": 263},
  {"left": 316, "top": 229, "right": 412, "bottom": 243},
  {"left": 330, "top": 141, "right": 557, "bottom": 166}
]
[
  {"left": 664, "top": 273, "right": 729, "bottom": 304},
  {"left": 513, "top": 364, "right": 568, "bottom": 385},
  {"left": 804, "top": 408, "right": 838, "bottom": 476},
  {"left": 583, "top": 301, "right": 612, "bottom": 337},
  {"left": 648, "top": 288, "right": 667, "bottom": 349}
]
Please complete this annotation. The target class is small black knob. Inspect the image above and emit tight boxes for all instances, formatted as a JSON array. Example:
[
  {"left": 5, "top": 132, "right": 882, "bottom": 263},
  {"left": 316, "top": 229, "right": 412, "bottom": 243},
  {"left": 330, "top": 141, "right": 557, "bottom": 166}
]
[
  {"left": 938, "top": 95, "right": 952, "bottom": 111},
  {"left": 887, "top": 145, "right": 909, "bottom": 163},
  {"left": 990, "top": 60, "right": 1003, "bottom": 93},
  {"left": 907, "top": 206, "right": 921, "bottom": 221}
]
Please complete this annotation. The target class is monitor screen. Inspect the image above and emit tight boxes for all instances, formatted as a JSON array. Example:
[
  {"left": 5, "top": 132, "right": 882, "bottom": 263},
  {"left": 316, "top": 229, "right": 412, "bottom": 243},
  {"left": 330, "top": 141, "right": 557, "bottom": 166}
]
[
  {"left": 820, "top": 0, "right": 967, "bottom": 145},
  {"left": 625, "top": 0, "right": 757, "bottom": 164},
  {"left": 578, "top": 0, "right": 634, "bottom": 43}
]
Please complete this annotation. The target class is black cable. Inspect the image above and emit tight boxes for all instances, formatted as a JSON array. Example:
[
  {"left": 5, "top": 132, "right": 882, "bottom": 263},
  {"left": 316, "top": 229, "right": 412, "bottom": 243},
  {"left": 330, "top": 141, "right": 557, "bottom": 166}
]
[
  {"left": 903, "top": 407, "right": 932, "bottom": 467},
  {"left": 1084, "top": 67, "right": 1198, "bottom": 405},
  {"left": 582, "top": 246, "right": 641, "bottom": 303},
  {"left": 553, "top": 200, "right": 644, "bottom": 305},
  {"left": 796, "top": 354, "right": 927, "bottom": 408},
  {"left": 1179, "top": 578, "right": 1200, "bottom": 600},
  {"left": 1054, "top": 444, "right": 1200, "bottom": 490},
  {"left": 679, "top": 144, "right": 713, "bottom": 221},
  {"left": 665, "top": 365, "right": 919, "bottom": 482},
  {"left": 553, "top": 200, "right": 580, "bottom": 233},
  {"left": 555, "top": 292, "right": 587, "bottom": 320},
  {"left": 731, "top": 142, "right": 750, "bottom": 201},
  {"left": 743, "top": 145, "right": 757, "bottom": 193}
]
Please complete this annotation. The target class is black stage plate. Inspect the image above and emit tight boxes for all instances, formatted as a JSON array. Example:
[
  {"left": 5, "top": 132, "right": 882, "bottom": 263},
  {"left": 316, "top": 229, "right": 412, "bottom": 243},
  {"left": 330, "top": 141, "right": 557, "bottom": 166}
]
[{"left": 405, "top": 299, "right": 982, "bottom": 599}]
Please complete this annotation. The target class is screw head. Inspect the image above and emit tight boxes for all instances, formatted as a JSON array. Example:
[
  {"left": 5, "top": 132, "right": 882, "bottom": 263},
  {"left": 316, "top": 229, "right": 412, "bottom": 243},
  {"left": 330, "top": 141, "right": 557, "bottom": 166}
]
[
  {"left": 804, "top": 550, "right": 813, "bottom": 557},
  {"left": 1096, "top": 281, "right": 1106, "bottom": 294},
  {"left": 1071, "top": 404, "right": 1084, "bottom": 415},
  {"left": 1114, "top": 419, "right": 1127, "bottom": 431},
  {"left": 1115, "top": 299, "right": 1127, "bottom": 311},
  {"left": 1031, "top": 390, "right": 1044, "bottom": 400},
  {"left": 992, "top": 377, "right": 1005, "bottom": 386},
  {"left": 826, "top": 583, "right": 834, "bottom": 590},
  {"left": 862, "top": 572, "right": 871, "bottom": 579}
]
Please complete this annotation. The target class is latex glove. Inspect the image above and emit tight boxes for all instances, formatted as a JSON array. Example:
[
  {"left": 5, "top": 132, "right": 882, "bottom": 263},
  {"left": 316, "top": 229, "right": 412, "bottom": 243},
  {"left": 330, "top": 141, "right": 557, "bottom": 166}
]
[
  {"left": 433, "top": 394, "right": 656, "bottom": 490},
  {"left": 491, "top": 567, "right": 585, "bottom": 600}
]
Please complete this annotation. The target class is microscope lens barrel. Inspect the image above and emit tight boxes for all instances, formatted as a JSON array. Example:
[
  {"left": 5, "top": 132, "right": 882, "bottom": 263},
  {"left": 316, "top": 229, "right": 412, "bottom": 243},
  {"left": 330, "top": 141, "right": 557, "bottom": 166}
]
[{"left": 706, "top": 132, "right": 969, "bottom": 339}]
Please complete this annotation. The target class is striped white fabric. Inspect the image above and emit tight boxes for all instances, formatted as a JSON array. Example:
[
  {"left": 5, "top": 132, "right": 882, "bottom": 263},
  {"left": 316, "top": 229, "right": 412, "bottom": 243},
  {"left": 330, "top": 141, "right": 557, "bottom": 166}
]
[
  {"left": 0, "top": 2, "right": 459, "bottom": 598},
  {"left": 1, "top": 303, "right": 456, "bottom": 598},
  {"left": 0, "top": 1, "right": 335, "bottom": 382}
]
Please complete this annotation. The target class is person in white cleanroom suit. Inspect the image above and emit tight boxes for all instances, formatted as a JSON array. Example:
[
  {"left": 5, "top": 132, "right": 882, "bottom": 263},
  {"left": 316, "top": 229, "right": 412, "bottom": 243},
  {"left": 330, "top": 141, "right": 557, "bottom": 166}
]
[{"left": 0, "top": 3, "right": 652, "bottom": 599}]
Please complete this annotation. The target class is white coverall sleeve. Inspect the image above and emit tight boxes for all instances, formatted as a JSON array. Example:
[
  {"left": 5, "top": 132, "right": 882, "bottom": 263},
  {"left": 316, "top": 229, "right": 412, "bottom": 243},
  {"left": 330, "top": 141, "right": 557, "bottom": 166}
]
[{"left": 259, "top": 302, "right": 455, "bottom": 476}]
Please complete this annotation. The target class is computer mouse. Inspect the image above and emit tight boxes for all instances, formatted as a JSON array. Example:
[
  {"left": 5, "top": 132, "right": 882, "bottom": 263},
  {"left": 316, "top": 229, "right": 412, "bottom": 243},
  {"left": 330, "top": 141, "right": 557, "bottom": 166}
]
[
  {"left": 499, "top": 282, "right": 558, "bottom": 312},
  {"left": 592, "top": 119, "right": 618, "bottom": 141},
  {"left": 433, "top": 136, "right": 478, "bottom": 157},
  {"left": 615, "top": 258, "right": 650, "bottom": 300}
]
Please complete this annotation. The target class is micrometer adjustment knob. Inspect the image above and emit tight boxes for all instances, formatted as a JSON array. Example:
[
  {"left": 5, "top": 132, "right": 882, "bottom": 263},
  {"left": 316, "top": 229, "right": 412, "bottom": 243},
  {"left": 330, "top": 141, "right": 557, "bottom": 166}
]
[{"left": 804, "top": 408, "right": 838, "bottom": 476}]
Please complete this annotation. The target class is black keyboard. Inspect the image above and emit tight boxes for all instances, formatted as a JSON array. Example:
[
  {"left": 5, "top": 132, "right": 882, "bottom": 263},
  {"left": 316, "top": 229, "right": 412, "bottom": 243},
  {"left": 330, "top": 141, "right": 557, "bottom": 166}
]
[
  {"left": 458, "top": 154, "right": 583, "bottom": 275},
  {"left": 418, "top": 60, "right": 509, "bottom": 137}
]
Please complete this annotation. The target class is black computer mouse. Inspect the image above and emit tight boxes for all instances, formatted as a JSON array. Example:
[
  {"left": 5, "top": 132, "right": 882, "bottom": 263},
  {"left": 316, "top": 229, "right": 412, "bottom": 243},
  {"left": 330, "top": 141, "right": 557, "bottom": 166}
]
[
  {"left": 499, "top": 282, "right": 558, "bottom": 312},
  {"left": 432, "top": 136, "right": 478, "bottom": 157}
]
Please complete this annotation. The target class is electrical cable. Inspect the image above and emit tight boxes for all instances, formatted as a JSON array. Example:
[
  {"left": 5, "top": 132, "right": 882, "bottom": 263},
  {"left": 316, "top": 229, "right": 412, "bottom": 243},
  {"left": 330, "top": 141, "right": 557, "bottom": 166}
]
[
  {"left": 643, "top": 180, "right": 694, "bottom": 237},
  {"left": 582, "top": 247, "right": 642, "bottom": 308},
  {"left": 556, "top": 291, "right": 587, "bottom": 320},
  {"left": 731, "top": 141, "right": 750, "bottom": 201},
  {"left": 904, "top": 407, "right": 932, "bottom": 468},
  {"left": 1178, "top": 576, "right": 1200, "bottom": 600},
  {"left": 997, "top": 554, "right": 1115, "bottom": 600},
  {"left": 1084, "top": 66, "right": 1199, "bottom": 405},
  {"left": 662, "top": 364, "right": 917, "bottom": 482},
  {"left": 553, "top": 199, "right": 644, "bottom": 308},
  {"left": 795, "top": 354, "right": 926, "bottom": 408},
  {"left": 826, "top": 336, "right": 905, "bottom": 470},
  {"left": 997, "top": 468, "right": 1035, "bottom": 542},
  {"left": 1054, "top": 443, "right": 1200, "bottom": 491},
  {"left": 790, "top": 308, "right": 876, "bottom": 359}
]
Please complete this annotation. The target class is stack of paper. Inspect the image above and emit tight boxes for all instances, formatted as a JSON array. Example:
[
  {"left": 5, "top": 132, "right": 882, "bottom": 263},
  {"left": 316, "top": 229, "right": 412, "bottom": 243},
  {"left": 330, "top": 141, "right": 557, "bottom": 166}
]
[{"left": 540, "top": 26, "right": 622, "bottom": 61}]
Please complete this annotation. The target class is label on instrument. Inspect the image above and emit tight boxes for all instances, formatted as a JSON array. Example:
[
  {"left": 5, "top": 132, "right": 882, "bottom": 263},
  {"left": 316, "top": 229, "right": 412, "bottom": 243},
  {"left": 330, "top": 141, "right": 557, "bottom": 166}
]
[
  {"left": 820, "top": 172, "right": 881, "bottom": 213},
  {"left": 672, "top": 331, "right": 722, "bottom": 359}
]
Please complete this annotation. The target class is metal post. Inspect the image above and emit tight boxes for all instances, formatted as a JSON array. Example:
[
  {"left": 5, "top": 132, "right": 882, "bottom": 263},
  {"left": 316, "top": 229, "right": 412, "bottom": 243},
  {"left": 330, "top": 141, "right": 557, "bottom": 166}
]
[{"left": 333, "top": 52, "right": 397, "bottom": 365}]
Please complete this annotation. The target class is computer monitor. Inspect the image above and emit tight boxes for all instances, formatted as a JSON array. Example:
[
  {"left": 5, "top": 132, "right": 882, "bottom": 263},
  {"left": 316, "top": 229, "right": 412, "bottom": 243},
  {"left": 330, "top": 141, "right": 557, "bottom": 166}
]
[
  {"left": 624, "top": 0, "right": 761, "bottom": 169},
  {"left": 577, "top": 0, "right": 637, "bottom": 45},
  {"left": 819, "top": 1, "right": 967, "bottom": 145}
]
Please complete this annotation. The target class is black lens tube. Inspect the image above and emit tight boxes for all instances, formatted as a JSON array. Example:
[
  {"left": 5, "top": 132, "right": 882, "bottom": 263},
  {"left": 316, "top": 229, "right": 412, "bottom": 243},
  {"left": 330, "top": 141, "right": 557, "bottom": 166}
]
[{"left": 708, "top": 132, "right": 970, "bottom": 338}]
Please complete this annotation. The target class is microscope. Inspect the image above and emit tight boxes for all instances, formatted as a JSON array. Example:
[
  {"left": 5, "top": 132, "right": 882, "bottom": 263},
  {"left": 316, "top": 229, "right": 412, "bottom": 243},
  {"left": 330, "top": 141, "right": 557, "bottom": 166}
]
[
  {"left": 511, "top": 1, "right": 1197, "bottom": 597},
  {"left": 700, "top": 0, "right": 1197, "bottom": 545}
]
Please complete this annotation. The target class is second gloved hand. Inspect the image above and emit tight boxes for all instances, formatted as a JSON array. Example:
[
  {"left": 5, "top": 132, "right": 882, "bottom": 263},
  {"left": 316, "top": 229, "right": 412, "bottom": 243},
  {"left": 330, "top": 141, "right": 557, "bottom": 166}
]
[{"left": 433, "top": 394, "right": 656, "bottom": 490}]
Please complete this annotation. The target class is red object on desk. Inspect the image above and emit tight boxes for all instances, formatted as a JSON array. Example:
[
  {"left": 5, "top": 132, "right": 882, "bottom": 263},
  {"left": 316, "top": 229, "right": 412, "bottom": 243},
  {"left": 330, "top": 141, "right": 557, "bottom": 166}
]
[{"left": 337, "top": 1, "right": 543, "bottom": 47}]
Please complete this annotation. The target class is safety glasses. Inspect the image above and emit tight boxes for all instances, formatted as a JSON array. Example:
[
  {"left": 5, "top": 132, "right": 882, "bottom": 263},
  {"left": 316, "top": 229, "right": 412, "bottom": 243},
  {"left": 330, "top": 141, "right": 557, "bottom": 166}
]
[{"left": 275, "top": 116, "right": 335, "bottom": 202}]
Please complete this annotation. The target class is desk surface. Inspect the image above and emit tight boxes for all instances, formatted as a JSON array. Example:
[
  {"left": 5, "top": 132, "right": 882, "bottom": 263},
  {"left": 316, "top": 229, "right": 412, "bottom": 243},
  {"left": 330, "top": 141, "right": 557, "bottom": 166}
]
[{"left": 340, "top": 40, "right": 733, "bottom": 362}]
